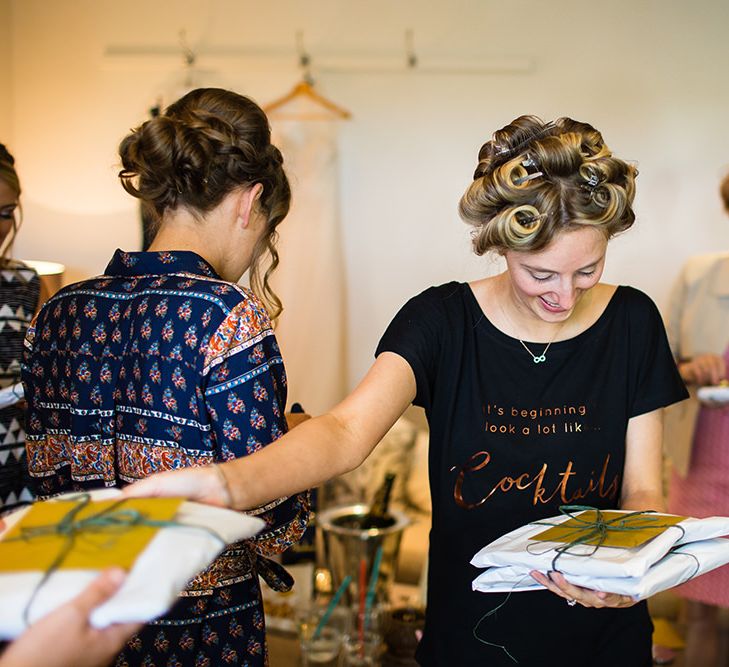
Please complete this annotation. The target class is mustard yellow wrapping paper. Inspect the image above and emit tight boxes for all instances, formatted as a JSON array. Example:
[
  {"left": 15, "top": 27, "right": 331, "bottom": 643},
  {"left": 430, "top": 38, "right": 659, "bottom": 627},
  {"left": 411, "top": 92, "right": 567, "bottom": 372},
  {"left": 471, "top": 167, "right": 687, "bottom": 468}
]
[
  {"left": 0, "top": 496, "right": 183, "bottom": 572},
  {"left": 531, "top": 510, "right": 686, "bottom": 549}
]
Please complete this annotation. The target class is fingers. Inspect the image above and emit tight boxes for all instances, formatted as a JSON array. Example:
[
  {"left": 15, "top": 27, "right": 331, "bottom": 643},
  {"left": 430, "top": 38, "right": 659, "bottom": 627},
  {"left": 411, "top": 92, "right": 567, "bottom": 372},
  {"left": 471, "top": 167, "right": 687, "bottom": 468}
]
[
  {"left": 685, "top": 354, "right": 727, "bottom": 386},
  {"left": 71, "top": 568, "right": 127, "bottom": 614},
  {"left": 122, "top": 466, "right": 229, "bottom": 507},
  {"left": 530, "top": 570, "right": 637, "bottom": 608}
]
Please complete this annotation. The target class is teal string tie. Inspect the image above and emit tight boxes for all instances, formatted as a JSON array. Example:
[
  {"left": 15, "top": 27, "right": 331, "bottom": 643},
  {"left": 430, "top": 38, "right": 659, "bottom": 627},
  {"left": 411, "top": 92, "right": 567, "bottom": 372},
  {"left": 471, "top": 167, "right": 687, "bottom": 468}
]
[
  {"left": 529, "top": 505, "right": 686, "bottom": 572},
  {"left": 4, "top": 493, "right": 226, "bottom": 626}
]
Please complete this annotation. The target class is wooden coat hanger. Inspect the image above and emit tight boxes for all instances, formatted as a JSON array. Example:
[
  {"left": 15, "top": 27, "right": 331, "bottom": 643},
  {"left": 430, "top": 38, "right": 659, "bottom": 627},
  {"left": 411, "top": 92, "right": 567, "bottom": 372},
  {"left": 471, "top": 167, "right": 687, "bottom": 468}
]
[
  {"left": 264, "top": 80, "right": 351, "bottom": 119},
  {"left": 263, "top": 31, "right": 351, "bottom": 121}
]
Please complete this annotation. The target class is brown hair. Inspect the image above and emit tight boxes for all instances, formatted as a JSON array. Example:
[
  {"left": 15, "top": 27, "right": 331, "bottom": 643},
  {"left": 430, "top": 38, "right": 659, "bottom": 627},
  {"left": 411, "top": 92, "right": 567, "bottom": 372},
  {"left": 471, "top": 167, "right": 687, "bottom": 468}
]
[
  {"left": 459, "top": 115, "right": 637, "bottom": 255},
  {"left": 0, "top": 143, "right": 22, "bottom": 261},
  {"left": 720, "top": 172, "right": 729, "bottom": 212},
  {"left": 118, "top": 88, "right": 291, "bottom": 318}
]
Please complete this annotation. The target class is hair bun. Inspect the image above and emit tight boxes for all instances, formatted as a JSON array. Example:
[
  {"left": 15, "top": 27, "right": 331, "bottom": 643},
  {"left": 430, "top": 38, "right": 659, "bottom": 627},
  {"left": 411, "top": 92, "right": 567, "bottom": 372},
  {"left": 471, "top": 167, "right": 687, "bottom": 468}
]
[{"left": 0, "top": 143, "right": 15, "bottom": 166}]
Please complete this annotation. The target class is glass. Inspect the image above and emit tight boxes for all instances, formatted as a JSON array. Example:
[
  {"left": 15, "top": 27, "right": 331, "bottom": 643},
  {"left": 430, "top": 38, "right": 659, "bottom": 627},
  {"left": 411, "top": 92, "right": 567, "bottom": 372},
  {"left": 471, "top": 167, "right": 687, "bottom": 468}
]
[
  {"left": 300, "top": 626, "right": 341, "bottom": 666},
  {"left": 341, "top": 629, "right": 383, "bottom": 666},
  {"left": 296, "top": 601, "right": 344, "bottom": 667}
]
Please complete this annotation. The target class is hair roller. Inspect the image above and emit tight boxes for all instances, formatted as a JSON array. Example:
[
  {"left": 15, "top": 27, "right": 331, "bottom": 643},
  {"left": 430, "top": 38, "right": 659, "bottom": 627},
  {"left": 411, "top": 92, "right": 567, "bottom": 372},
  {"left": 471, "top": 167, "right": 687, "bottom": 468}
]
[{"left": 460, "top": 114, "right": 638, "bottom": 255}]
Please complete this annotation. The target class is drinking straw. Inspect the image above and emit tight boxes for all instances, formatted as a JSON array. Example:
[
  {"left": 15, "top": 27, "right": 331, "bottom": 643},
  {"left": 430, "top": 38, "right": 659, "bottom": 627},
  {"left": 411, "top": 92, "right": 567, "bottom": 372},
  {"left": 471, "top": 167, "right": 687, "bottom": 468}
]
[
  {"left": 312, "top": 574, "right": 352, "bottom": 640},
  {"left": 364, "top": 545, "right": 383, "bottom": 630},
  {"left": 358, "top": 556, "right": 367, "bottom": 652}
]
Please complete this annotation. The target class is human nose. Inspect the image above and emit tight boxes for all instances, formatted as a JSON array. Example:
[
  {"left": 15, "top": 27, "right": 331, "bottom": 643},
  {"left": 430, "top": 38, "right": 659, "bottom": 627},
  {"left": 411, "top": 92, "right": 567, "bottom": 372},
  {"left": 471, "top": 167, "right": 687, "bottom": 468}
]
[{"left": 553, "top": 279, "right": 577, "bottom": 309}]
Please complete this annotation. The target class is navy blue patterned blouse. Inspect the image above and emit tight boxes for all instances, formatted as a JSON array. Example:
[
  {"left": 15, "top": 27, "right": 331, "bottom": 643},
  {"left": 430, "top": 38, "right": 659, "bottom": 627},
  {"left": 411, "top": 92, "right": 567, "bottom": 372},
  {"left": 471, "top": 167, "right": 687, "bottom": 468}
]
[{"left": 21, "top": 249, "right": 309, "bottom": 667}]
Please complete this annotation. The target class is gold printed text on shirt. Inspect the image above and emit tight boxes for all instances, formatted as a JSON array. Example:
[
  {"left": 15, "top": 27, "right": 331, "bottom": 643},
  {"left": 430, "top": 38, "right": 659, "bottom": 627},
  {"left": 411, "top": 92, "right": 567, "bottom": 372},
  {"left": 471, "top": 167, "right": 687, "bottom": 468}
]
[{"left": 451, "top": 451, "right": 619, "bottom": 510}]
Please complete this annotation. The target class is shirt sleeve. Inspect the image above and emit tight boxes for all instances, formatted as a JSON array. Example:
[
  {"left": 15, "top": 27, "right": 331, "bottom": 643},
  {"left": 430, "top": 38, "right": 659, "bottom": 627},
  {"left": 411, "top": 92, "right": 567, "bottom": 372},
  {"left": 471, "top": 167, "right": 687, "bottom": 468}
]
[
  {"left": 375, "top": 286, "right": 449, "bottom": 411},
  {"left": 626, "top": 288, "right": 689, "bottom": 418},
  {"left": 203, "top": 300, "right": 309, "bottom": 557}
]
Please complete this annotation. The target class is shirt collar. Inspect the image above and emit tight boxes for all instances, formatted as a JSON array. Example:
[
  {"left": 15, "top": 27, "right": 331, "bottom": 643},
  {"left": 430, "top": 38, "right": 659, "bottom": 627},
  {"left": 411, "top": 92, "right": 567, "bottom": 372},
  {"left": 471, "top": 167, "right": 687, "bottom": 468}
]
[{"left": 105, "top": 250, "right": 220, "bottom": 280}]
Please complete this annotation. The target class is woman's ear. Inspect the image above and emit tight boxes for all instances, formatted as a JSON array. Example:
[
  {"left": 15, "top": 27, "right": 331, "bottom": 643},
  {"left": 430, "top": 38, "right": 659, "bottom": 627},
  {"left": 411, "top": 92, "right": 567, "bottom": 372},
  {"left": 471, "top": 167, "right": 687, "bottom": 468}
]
[{"left": 238, "top": 183, "right": 264, "bottom": 229}]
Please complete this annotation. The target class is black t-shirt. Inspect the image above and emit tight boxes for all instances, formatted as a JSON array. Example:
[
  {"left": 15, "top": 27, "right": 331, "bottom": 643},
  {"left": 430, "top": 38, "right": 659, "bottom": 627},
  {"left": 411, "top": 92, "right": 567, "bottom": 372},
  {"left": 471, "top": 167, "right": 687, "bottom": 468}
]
[{"left": 376, "top": 282, "right": 688, "bottom": 667}]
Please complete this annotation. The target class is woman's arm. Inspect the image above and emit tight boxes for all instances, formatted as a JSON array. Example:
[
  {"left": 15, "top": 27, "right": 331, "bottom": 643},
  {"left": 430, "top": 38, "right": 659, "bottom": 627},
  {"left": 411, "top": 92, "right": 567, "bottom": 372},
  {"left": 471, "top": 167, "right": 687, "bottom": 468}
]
[
  {"left": 125, "top": 352, "right": 417, "bottom": 509},
  {"left": 619, "top": 408, "right": 666, "bottom": 512}
]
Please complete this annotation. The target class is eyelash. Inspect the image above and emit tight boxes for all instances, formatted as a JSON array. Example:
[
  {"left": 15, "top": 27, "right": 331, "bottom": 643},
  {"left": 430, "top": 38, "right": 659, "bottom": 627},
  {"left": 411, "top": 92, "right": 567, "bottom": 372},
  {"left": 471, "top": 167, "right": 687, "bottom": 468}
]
[{"left": 531, "top": 269, "right": 596, "bottom": 282}]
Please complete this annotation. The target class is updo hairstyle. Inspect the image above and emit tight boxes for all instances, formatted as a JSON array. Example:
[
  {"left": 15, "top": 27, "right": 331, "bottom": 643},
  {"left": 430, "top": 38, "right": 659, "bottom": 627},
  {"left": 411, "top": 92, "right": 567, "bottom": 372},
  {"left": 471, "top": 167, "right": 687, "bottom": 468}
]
[
  {"left": 118, "top": 88, "right": 291, "bottom": 318},
  {"left": 0, "top": 143, "right": 22, "bottom": 260},
  {"left": 459, "top": 115, "right": 637, "bottom": 255}
]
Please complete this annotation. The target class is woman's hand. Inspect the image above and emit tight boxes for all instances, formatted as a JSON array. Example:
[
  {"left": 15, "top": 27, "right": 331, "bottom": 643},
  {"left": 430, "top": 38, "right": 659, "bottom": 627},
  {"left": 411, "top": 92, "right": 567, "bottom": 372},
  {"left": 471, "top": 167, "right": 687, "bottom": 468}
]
[
  {"left": 530, "top": 570, "right": 638, "bottom": 609},
  {"left": 0, "top": 568, "right": 141, "bottom": 667},
  {"left": 679, "top": 354, "right": 727, "bottom": 387},
  {"left": 122, "top": 464, "right": 232, "bottom": 508}
]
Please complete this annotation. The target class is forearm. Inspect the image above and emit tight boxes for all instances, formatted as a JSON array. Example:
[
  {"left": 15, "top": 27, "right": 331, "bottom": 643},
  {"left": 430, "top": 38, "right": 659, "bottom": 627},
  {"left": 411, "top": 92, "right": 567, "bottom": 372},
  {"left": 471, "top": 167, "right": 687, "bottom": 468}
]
[
  {"left": 620, "top": 409, "right": 666, "bottom": 513},
  {"left": 220, "top": 411, "right": 369, "bottom": 510}
]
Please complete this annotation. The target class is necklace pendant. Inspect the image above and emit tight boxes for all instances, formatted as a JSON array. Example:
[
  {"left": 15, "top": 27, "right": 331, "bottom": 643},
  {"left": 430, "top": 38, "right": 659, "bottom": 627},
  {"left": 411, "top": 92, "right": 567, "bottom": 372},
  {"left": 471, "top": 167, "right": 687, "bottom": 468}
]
[{"left": 533, "top": 355, "right": 546, "bottom": 363}]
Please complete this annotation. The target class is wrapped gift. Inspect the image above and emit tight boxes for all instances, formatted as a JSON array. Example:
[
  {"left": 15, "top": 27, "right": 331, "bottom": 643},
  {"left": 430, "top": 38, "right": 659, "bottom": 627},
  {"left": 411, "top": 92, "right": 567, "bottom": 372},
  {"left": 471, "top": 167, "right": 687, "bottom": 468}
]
[
  {"left": 0, "top": 489, "right": 264, "bottom": 639},
  {"left": 470, "top": 508, "right": 729, "bottom": 579},
  {"left": 472, "top": 538, "right": 729, "bottom": 600}
]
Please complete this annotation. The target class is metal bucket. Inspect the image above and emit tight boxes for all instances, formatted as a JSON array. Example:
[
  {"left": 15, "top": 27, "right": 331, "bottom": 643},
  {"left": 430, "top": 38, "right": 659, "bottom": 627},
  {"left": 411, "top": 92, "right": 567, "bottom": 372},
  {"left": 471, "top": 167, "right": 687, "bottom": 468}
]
[{"left": 317, "top": 503, "right": 410, "bottom": 605}]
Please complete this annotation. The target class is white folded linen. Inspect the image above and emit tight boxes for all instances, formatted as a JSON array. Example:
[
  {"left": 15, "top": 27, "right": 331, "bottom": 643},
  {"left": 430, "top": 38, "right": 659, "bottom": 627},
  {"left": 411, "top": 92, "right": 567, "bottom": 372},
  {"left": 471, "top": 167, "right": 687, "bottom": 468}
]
[
  {"left": 472, "top": 538, "right": 729, "bottom": 600},
  {"left": 0, "top": 489, "right": 265, "bottom": 639},
  {"left": 470, "top": 511, "right": 729, "bottom": 579}
]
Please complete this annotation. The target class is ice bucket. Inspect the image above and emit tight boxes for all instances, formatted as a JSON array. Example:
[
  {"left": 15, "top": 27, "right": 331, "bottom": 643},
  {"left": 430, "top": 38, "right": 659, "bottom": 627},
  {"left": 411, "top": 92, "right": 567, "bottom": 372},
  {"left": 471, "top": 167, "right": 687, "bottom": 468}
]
[{"left": 318, "top": 503, "right": 410, "bottom": 605}]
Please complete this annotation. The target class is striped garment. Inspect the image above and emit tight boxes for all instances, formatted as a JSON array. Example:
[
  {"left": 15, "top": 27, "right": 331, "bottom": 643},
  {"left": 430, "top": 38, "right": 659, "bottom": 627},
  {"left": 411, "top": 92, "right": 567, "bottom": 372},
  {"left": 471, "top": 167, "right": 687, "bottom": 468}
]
[
  {"left": 0, "top": 259, "right": 39, "bottom": 513},
  {"left": 669, "top": 344, "right": 729, "bottom": 608}
]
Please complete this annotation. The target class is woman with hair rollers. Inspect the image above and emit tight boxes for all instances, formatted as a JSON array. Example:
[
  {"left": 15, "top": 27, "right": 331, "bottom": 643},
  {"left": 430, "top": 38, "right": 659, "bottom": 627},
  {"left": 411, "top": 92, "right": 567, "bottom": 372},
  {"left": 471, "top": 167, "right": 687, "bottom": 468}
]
[{"left": 127, "top": 115, "right": 687, "bottom": 666}]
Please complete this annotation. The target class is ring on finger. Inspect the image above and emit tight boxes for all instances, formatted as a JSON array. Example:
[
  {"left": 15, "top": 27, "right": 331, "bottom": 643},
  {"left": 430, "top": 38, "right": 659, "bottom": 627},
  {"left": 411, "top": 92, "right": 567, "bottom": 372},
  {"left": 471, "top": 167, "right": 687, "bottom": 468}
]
[{"left": 567, "top": 598, "right": 577, "bottom": 606}]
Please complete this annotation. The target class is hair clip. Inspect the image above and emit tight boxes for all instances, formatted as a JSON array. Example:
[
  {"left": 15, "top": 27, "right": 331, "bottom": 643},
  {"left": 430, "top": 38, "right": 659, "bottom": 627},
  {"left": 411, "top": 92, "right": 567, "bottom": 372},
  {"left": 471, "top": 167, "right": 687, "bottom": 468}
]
[
  {"left": 522, "top": 156, "right": 537, "bottom": 168},
  {"left": 518, "top": 213, "right": 544, "bottom": 229},
  {"left": 513, "top": 171, "right": 543, "bottom": 185}
]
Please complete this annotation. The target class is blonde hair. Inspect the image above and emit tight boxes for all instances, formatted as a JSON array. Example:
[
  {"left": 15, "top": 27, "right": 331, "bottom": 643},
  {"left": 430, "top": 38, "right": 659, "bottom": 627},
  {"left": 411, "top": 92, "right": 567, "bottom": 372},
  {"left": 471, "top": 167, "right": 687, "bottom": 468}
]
[{"left": 459, "top": 116, "right": 637, "bottom": 255}]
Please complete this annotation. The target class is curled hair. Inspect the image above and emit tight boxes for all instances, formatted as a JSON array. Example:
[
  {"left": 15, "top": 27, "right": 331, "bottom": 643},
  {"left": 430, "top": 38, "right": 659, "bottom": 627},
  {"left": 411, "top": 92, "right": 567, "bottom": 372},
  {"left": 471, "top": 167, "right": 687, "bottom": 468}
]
[
  {"left": 459, "top": 115, "right": 637, "bottom": 255},
  {"left": 0, "top": 143, "right": 22, "bottom": 261},
  {"left": 118, "top": 88, "right": 291, "bottom": 318}
]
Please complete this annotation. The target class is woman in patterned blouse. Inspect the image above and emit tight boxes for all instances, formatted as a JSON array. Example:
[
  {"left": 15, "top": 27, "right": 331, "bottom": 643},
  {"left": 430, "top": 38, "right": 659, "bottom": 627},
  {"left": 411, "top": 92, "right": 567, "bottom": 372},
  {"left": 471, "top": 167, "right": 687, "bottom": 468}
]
[{"left": 21, "top": 88, "right": 309, "bottom": 667}]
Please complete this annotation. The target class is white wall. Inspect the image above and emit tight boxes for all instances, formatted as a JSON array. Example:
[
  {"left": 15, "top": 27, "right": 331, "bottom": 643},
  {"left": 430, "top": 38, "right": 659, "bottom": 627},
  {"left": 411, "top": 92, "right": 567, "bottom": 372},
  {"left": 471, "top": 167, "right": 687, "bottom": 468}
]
[
  {"left": 8, "top": 0, "right": 729, "bottom": 390},
  {"left": 0, "top": 0, "right": 12, "bottom": 138}
]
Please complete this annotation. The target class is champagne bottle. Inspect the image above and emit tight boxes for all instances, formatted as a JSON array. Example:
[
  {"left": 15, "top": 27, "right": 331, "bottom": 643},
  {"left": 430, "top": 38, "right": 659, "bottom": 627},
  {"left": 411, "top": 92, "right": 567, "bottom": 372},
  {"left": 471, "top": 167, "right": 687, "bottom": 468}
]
[{"left": 361, "top": 471, "right": 397, "bottom": 529}]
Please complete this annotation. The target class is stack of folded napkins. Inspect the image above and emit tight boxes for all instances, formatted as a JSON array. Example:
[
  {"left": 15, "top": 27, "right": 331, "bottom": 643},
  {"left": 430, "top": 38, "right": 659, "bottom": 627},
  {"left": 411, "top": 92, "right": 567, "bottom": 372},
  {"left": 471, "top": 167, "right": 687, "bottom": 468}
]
[
  {"left": 0, "top": 489, "right": 264, "bottom": 638},
  {"left": 471, "top": 508, "right": 729, "bottom": 600}
]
